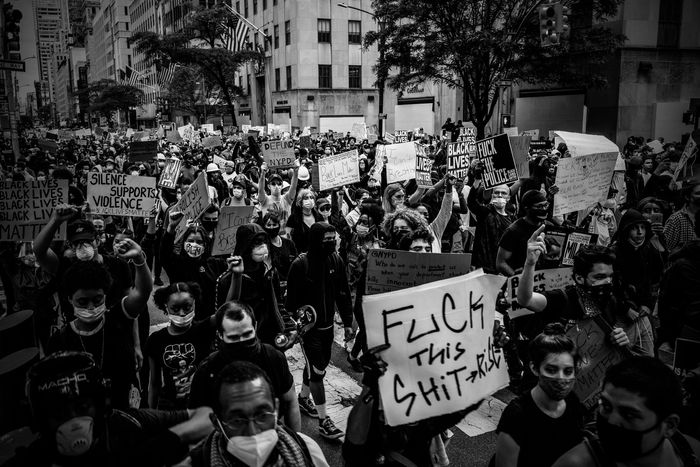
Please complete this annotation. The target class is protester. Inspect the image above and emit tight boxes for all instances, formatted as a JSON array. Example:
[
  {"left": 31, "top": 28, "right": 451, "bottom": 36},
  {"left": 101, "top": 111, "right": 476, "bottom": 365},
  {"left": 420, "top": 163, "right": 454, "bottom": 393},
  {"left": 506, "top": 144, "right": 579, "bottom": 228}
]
[{"left": 664, "top": 179, "right": 700, "bottom": 253}]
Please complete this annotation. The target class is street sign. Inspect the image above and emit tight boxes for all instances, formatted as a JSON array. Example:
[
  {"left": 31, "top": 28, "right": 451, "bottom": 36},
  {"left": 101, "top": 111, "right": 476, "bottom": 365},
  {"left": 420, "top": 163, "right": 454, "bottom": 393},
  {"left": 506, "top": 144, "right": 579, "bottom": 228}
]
[
  {"left": 0, "top": 60, "right": 25, "bottom": 72},
  {"left": 379, "top": 114, "right": 387, "bottom": 119}
]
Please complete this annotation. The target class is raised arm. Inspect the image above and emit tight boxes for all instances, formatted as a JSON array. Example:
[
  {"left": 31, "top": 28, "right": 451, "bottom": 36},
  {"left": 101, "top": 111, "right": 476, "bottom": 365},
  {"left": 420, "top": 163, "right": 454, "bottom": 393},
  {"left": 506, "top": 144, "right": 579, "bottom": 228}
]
[
  {"left": 258, "top": 162, "right": 268, "bottom": 206},
  {"left": 115, "top": 238, "right": 153, "bottom": 318},
  {"left": 35, "top": 203, "right": 78, "bottom": 274},
  {"left": 430, "top": 177, "right": 455, "bottom": 241},
  {"left": 283, "top": 163, "right": 300, "bottom": 206},
  {"left": 516, "top": 225, "right": 548, "bottom": 312}
]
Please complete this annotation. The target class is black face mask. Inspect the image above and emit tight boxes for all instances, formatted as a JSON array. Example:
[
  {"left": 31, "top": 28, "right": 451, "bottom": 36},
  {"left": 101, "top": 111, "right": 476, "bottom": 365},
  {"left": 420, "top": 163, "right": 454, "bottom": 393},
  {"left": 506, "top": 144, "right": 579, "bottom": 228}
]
[
  {"left": 264, "top": 226, "right": 280, "bottom": 239},
  {"left": 321, "top": 240, "right": 336, "bottom": 255},
  {"left": 201, "top": 220, "right": 217, "bottom": 232},
  {"left": 220, "top": 336, "right": 260, "bottom": 358},
  {"left": 528, "top": 207, "right": 549, "bottom": 220},
  {"left": 596, "top": 416, "right": 664, "bottom": 461},
  {"left": 587, "top": 283, "right": 614, "bottom": 303}
]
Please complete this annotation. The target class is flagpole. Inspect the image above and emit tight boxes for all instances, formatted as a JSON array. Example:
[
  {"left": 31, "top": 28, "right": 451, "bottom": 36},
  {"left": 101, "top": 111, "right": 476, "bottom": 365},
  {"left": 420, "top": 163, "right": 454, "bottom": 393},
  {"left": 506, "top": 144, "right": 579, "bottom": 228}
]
[{"left": 224, "top": 4, "right": 269, "bottom": 40}]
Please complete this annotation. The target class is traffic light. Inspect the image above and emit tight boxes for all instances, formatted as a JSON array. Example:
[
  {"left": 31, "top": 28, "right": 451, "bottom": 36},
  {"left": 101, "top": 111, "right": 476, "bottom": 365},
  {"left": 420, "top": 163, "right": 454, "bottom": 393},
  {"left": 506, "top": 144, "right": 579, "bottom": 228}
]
[
  {"left": 683, "top": 111, "right": 695, "bottom": 125},
  {"left": 555, "top": 4, "right": 571, "bottom": 41},
  {"left": 3, "top": 3, "right": 22, "bottom": 60},
  {"left": 502, "top": 114, "right": 512, "bottom": 128},
  {"left": 539, "top": 4, "right": 558, "bottom": 47}
]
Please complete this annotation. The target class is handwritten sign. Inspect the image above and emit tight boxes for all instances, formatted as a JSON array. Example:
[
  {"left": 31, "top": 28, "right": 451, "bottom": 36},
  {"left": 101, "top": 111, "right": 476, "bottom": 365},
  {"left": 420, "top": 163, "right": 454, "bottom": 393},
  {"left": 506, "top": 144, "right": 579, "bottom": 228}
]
[
  {"left": 173, "top": 172, "right": 211, "bottom": 241},
  {"left": 522, "top": 129, "right": 539, "bottom": 139},
  {"left": 178, "top": 124, "right": 194, "bottom": 142},
  {"left": 0, "top": 179, "right": 68, "bottom": 241},
  {"left": 415, "top": 145, "right": 433, "bottom": 188},
  {"left": 87, "top": 173, "right": 157, "bottom": 217},
  {"left": 362, "top": 271, "right": 510, "bottom": 426},
  {"left": 384, "top": 133, "right": 395, "bottom": 144},
  {"left": 130, "top": 140, "right": 158, "bottom": 162},
  {"left": 447, "top": 141, "right": 471, "bottom": 179},
  {"left": 394, "top": 130, "right": 410, "bottom": 143},
  {"left": 211, "top": 205, "right": 255, "bottom": 256},
  {"left": 475, "top": 134, "right": 518, "bottom": 189},
  {"left": 673, "top": 135, "right": 697, "bottom": 183},
  {"left": 202, "top": 135, "right": 222, "bottom": 148},
  {"left": 503, "top": 268, "right": 573, "bottom": 319},
  {"left": 317, "top": 149, "right": 360, "bottom": 190},
  {"left": 566, "top": 319, "right": 624, "bottom": 409},
  {"left": 365, "top": 249, "right": 472, "bottom": 295},
  {"left": 553, "top": 152, "right": 618, "bottom": 216},
  {"left": 262, "top": 140, "right": 295, "bottom": 169},
  {"left": 201, "top": 123, "right": 214, "bottom": 134},
  {"left": 350, "top": 122, "right": 367, "bottom": 141},
  {"left": 382, "top": 142, "right": 417, "bottom": 183},
  {"left": 509, "top": 135, "right": 531, "bottom": 179},
  {"left": 159, "top": 159, "right": 182, "bottom": 189}
]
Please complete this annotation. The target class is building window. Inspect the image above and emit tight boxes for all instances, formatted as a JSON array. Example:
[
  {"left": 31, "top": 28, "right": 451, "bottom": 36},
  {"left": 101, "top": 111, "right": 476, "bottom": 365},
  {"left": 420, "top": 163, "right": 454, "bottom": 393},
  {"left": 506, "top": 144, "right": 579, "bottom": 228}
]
[
  {"left": 318, "top": 64, "right": 332, "bottom": 88},
  {"left": 286, "top": 65, "right": 291, "bottom": 89},
  {"left": 236, "top": 1, "right": 240, "bottom": 13},
  {"left": 124, "top": 6, "right": 128, "bottom": 15},
  {"left": 285, "top": 20, "right": 291, "bottom": 45},
  {"left": 273, "top": 0, "right": 277, "bottom": 5},
  {"left": 274, "top": 25, "right": 279, "bottom": 48},
  {"left": 318, "top": 19, "right": 331, "bottom": 43},
  {"left": 263, "top": 0, "right": 267, "bottom": 9},
  {"left": 658, "top": 0, "right": 682, "bottom": 48},
  {"left": 254, "top": 32, "right": 259, "bottom": 49},
  {"left": 244, "top": 0, "right": 248, "bottom": 17},
  {"left": 348, "top": 20, "right": 361, "bottom": 44},
  {"left": 349, "top": 65, "right": 361, "bottom": 88},
  {"left": 253, "top": 0, "right": 257, "bottom": 15},
  {"left": 264, "top": 29, "right": 269, "bottom": 51},
  {"left": 275, "top": 68, "right": 280, "bottom": 91}
]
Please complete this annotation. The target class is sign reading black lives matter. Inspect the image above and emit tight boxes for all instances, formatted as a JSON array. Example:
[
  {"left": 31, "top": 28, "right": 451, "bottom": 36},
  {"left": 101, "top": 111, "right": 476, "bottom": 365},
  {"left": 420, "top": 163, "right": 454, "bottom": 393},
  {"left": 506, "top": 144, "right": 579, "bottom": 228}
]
[
  {"left": 475, "top": 134, "right": 518, "bottom": 189},
  {"left": 447, "top": 141, "right": 472, "bottom": 179}
]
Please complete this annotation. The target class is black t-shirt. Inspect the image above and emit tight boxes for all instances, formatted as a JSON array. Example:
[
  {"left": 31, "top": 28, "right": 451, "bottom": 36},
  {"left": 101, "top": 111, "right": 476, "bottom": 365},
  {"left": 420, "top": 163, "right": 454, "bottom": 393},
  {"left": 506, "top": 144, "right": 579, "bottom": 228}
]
[
  {"left": 498, "top": 218, "right": 541, "bottom": 272},
  {"left": 187, "top": 343, "right": 294, "bottom": 408},
  {"left": 47, "top": 299, "right": 136, "bottom": 410},
  {"left": 497, "top": 390, "right": 584, "bottom": 467},
  {"left": 145, "top": 320, "right": 216, "bottom": 409},
  {"left": 270, "top": 237, "right": 297, "bottom": 282}
]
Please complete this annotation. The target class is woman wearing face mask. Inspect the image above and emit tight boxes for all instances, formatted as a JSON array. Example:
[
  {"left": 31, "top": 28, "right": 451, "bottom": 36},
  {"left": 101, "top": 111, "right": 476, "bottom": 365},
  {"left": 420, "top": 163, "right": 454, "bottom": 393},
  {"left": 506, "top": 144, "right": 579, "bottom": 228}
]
[
  {"left": 637, "top": 197, "right": 669, "bottom": 262},
  {"left": 287, "top": 189, "right": 324, "bottom": 254},
  {"left": 160, "top": 211, "right": 228, "bottom": 320},
  {"left": 381, "top": 208, "right": 430, "bottom": 250},
  {"left": 261, "top": 211, "right": 297, "bottom": 292},
  {"left": 381, "top": 183, "right": 406, "bottom": 214},
  {"left": 146, "top": 282, "right": 216, "bottom": 409},
  {"left": 494, "top": 323, "right": 584, "bottom": 467}
]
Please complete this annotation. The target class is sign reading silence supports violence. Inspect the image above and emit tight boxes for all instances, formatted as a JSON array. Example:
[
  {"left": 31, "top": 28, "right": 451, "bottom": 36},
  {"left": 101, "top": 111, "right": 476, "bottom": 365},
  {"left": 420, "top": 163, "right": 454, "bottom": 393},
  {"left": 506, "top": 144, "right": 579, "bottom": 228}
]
[
  {"left": 475, "top": 134, "right": 518, "bottom": 189},
  {"left": 87, "top": 173, "right": 158, "bottom": 217},
  {"left": 363, "top": 271, "right": 509, "bottom": 426},
  {"left": 0, "top": 179, "right": 68, "bottom": 241},
  {"left": 262, "top": 140, "right": 295, "bottom": 169}
]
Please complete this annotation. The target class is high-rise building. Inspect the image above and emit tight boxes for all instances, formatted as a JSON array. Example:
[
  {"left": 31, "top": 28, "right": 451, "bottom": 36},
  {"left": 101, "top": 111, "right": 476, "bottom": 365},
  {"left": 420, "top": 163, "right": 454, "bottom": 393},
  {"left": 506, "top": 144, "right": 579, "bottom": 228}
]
[
  {"left": 86, "top": 0, "right": 132, "bottom": 84},
  {"left": 130, "top": 0, "right": 161, "bottom": 125},
  {"left": 33, "top": 0, "right": 69, "bottom": 107}
]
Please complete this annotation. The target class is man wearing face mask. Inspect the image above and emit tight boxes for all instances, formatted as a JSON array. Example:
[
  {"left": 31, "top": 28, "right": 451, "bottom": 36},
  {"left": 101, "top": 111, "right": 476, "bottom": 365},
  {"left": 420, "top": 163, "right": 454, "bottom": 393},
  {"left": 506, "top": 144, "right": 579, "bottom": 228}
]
[
  {"left": 223, "top": 175, "right": 252, "bottom": 208},
  {"left": 187, "top": 301, "right": 301, "bottom": 432},
  {"left": 553, "top": 356, "right": 700, "bottom": 467},
  {"left": 189, "top": 360, "right": 328, "bottom": 467},
  {"left": 6, "top": 351, "right": 214, "bottom": 467},
  {"left": 286, "top": 222, "right": 354, "bottom": 440},
  {"left": 258, "top": 163, "right": 299, "bottom": 233},
  {"left": 200, "top": 204, "right": 220, "bottom": 243}
]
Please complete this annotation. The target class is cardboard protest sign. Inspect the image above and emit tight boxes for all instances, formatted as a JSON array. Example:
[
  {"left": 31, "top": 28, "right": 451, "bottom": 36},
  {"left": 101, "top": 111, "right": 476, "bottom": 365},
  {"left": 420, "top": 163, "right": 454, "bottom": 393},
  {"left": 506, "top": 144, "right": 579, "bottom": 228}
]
[
  {"left": 362, "top": 271, "right": 509, "bottom": 426},
  {"left": 475, "top": 134, "right": 518, "bottom": 189},
  {"left": 383, "top": 142, "right": 417, "bottom": 183},
  {"left": 38, "top": 139, "right": 58, "bottom": 154},
  {"left": 457, "top": 126, "right": 477, "bottom": 155},
  {"left": 673, "top": 134, "right": 698, "bottom": 183},
  {"left": 367, "top": 124, "right": 379, "bottom": 144},
  {"left": 384, "top": 133, "right": 395, "bottom": 144},
  {"left": 522, "top": 129, "right": 539, "bottom": 139},
  {"left": 553, "top": 152, "right": 618, "bottom": 216},
  {"left": 262, "top": 140, "right": 295, "bottom": 169},
  {"left": 201, "top": 123, "right": 214, "bottom": 134},
  {"left": 552, "top": 131, "right": 618, "bottom": 158},
  {"left": 503, "top": 127, "right": 519, "bottom": 137},
  {"left": 130, "top": 140, "right": 158, "bottom": 162},
  {"left": 173, "top": 172, "right": 211, "bottom": 241},
  {"left": 211, "top": 205, "right": 256, "bottom": 256},
  {"left": 509, "top": 135, "right": 531, "bottom": 179},
  {"left": 167, "top": 129, "right": 183, "bottom": 144},
  {"left": 415, "top": 144, "right": 433, "bottom": 188},
  {"left": 560, "top": 231, "right": 598, "bottom": 266},
  {"left": 87, "top": 173, "right": 158, "bottom": 217},
  {"left": 299, "top": 135, "right": 313, "bottom": 150},
  {"left": 213, "top": 155, "right": 227, "bottom": 168},
  {"left": 131, "top": 131, "right": 151, "bottom": 141},
  {"left": 365, "top": 249, "right": 472, "bottom": 295},
  {"left": 350, "top": 122, "right": 367, "bottom": 141},
  {"left": 394, "top": 130, "right": 410, "bottom": 143},
  {"left": 566, "top": 319, "right": 624, "bottom": 409},
  {"left": 317, "top": 149, "right": 360, "bottom": 190},
  {"left": 202, "top": 135, "right": 222, "bottom": 148},
  {"left": 503, "top": 268, "right": 573, "bottom": 319},
  {"left": 159, "top": 159, "right": 182, "bottom": 189},
  {"left": 0, "top": 179, "right": 68, "bottom": 241},
  {"left": 447, "top": 141, "right": 472, "bottom": 179},
  {"left": 178, "top": 124, "right": 194, "bottom": 142}
]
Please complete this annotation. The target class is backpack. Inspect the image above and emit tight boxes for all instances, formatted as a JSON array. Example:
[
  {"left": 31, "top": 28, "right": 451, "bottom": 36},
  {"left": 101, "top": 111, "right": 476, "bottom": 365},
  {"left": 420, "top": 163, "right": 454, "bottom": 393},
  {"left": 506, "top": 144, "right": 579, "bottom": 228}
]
[{"left": 583, "top": 429, "right": 700, "bottom": 467}]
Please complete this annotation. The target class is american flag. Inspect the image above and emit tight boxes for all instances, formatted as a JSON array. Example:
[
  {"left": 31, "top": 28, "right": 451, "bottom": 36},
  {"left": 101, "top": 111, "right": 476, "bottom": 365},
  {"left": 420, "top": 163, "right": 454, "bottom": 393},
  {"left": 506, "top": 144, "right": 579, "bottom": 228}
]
[
  {"left": 224, "top": 3, "right": 250, "bottom": 52},
  {"left": 119, "top": 65, "right": 144, "bottom": 87},
  {"left": 158, "top": 63, "right": 177, "bottom": 89}
]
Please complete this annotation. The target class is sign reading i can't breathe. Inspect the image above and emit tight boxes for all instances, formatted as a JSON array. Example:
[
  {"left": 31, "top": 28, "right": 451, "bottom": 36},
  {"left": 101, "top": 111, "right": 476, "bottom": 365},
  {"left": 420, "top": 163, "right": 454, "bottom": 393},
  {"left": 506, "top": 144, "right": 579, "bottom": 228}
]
[
  {"left": 262, "top": 139, "right": 295, "bottom": 169},
  {"left": 475, "top": 134, "right": 518, "bottom": 189}
]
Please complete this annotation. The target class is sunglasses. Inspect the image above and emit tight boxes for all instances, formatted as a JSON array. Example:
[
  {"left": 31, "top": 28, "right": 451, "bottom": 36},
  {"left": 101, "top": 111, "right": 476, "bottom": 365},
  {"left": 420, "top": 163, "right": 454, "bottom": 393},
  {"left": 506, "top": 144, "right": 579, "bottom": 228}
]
[{"left": 318, "top": 205, "right": 331, "bottom": 212}]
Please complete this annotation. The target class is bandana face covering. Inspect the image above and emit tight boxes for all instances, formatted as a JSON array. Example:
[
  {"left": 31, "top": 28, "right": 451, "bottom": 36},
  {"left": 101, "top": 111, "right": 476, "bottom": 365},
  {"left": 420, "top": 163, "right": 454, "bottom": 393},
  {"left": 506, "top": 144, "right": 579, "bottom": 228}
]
[{"left": 184, "top": 242, "right": 204, "bottom": 258}]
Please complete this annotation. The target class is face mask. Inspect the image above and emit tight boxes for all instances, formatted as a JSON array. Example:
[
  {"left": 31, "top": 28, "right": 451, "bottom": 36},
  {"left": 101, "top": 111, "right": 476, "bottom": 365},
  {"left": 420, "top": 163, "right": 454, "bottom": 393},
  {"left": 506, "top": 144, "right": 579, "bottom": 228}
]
[
  {"left": 158, "top": 162, "right": 165, "bottom": 168},
  {"left": 184, "top": 242, "right": 204, "bottom": 258},
  {"left": 169, "top": 310, "right": 195, "bottom": 327},
  {"left": 221, "top": 336, "right": 260, "bottom": 357},
  {"left": 587, "top": 281, "right": 613, "bottom": 302},
  {"left": 322, "top": 240, "right": 336, "bottom": 255},
  {"left": 270, "top": 185, "right": 281, "bottom": 195},
  {"left": 75, "top": 243, "right": 96, "bottom": 261},
  {"left": 302, "top": 199, "right": 314, "bottom": 210},
  {"left": 37, "top": 176, "right": 46, "bottom": 181},
  {"left": 74, "top": 303, "right": 106, "bottom": 324},
  {"left": 55, "top": 416, "right": 94, "bottom": 457},
  {"left": 324, "top": 149, "right": 331, "bottom": 155},
  {"left": 529, "top": 208, "right": 548, "bottom": 220},
  {"left": 264, "top": 226, "right": 280, "bottom": 238},
  {"left": 220, "top": 422, "right": 278, "bottom": 467},
  {"left": 251, "top": 244, "right": 269, "bottom": 263},
  {"left": 490, "top": 198, "right": 507, "bottom": 209},
  {"left": 596, "top": 416, "right": 664, "bottom": 461},
  {"left": 232, "top": 188, "right": 244, "bottom": 198},
  {"left": 356, "top": 224, "right": 370, "bottom": 236},
  {"left": 539, "top": 374, "right": 575, "bottom": 401},
  {"left": 201, "top": 220, "right": 218, "bottom": 232},
  {"left": 130, "top": 171, "right": 139, "bottom": 176}
]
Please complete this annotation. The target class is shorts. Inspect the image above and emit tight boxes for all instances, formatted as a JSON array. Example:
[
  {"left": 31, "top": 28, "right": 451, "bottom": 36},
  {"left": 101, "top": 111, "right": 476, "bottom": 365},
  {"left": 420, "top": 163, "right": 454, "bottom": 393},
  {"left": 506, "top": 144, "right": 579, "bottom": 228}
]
[{"left": 301, "top": 327, "right": 334, "bottom": 376}]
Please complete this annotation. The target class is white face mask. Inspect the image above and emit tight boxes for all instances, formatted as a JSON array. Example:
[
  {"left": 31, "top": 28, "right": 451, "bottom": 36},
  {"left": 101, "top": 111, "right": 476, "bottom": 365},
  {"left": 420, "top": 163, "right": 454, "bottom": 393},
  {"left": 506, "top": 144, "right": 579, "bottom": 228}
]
[
  {"left": 302, "top": 199, "right": 314, "bottom": 210},
  {"left": 251, "top": 244, "right": 269, "bottom": 263},
  {"left": 75, "top": 243, "right": 96, "bottom": 261},
  {"left": 490, "top": 197, "right": 507, "bottom": 209},
  {"left": 184, "top": 242, "right": 204, "bottom": 258},
  {"left": 232, "top": 188, "right": 244, "bottom": 198},
  {"left": 74, "top": 303, "right": 107, "bottom": 324},
  {"left": 169, "top": 309, "right": 195, "bottom": 327},
  {"left": 56, "top": 416, "right": 94, "bottom": 457},
  {"left": 221, "top": 422, "right": 279, "bottom": 467}
]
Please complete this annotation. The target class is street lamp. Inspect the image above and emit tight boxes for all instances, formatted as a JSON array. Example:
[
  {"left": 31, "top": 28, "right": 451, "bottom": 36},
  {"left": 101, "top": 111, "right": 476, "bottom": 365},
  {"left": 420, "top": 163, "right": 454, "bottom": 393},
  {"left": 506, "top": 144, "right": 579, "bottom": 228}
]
[{"left": 337, "top": 2, "right": 386, "bottom": 138}]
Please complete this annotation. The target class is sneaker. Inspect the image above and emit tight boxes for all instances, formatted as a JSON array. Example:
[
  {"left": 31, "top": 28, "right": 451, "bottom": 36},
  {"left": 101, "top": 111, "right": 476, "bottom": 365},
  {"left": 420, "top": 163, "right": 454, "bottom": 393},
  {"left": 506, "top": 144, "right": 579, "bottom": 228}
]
[
  {"left": 318, "top": 416, "right": 344, "bottom": 440},
  {"left": 298, "top": 395, "right": 318, "bottom": 418}
]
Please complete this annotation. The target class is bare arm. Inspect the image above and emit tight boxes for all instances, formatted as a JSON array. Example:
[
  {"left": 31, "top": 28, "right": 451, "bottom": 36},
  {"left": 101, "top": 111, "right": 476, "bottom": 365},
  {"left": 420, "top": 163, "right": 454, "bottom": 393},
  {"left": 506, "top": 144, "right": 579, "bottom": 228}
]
[
  {"left": 258, "top": 163, "right": 268, "bottom": 206},
  {"left": 408, "top": 187, "right": 426, "bottom": 205},
  {"left": 35, "top": 204, "right": 78, "bottom": 274},
  {"left": 280, "top": 387, "right": 301, "bottom": 432},
  {"left": 496, "top": 247, "right": 516, "bottom": 277},
  {"left": 284, "top": 164, "right": 300, "bottom": 206},
  {"left": 515, "top": 225, "right": 548, "bottom": 312},
  {"left": 115, "top": 239, "right": 153, "bottom": 318},
  {"left": 495, "top": 433, "right": 520, "bottom": 467}
]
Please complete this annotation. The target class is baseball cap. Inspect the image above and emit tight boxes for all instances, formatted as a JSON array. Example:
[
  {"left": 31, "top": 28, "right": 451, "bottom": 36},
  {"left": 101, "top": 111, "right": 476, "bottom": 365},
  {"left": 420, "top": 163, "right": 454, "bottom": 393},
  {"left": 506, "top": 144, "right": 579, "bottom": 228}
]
[
  {"left": 269, "top": 173, "right": 283, "bottom": 184},
  {"left": 68, "top": 220, "right": 96, "bottom": 243}
]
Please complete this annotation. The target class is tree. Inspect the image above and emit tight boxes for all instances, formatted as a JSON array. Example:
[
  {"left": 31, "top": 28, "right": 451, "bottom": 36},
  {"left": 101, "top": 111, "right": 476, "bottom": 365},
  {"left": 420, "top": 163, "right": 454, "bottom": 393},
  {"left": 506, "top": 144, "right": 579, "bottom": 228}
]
[
  {"left": 166, "top": 66, "right": 220, "bottom": 122},
  {"left": 79, "top": 79, "right": 144, "bottom": 124},
  {"left": 365, "top": 0, "right": 625, "bottom": 138},
  {"left": 130, "top": 3, "right": 261, "bottom": 127}
]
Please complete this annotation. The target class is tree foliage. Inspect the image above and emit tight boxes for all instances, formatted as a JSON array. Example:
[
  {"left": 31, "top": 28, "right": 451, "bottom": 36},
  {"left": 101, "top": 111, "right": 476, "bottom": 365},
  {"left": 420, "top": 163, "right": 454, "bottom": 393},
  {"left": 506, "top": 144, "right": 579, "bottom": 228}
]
[
  {"left": 365, "top": 0, "right": 625, "bottom": 137},
  {"left": 130, "top": 3, "right": 262, "bottom": 127},
  {"left": 166, "top": 66, "right": 220, "bottom": 119},
  {"left": 80, "top": 79, "right": 144, "bottom": 121}
]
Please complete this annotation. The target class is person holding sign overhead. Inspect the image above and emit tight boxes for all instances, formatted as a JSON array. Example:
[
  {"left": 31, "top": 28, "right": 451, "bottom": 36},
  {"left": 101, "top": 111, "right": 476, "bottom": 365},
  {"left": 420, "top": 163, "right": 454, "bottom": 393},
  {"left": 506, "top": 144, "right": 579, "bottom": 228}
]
[{"left": 258, "top": 162, "right": 300, "bottom": 234}]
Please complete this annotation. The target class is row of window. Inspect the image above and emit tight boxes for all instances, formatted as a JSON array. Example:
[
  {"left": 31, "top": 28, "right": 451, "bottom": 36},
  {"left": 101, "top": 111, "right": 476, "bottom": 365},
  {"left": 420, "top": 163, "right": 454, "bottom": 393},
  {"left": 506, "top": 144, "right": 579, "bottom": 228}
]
[
  {"left": 318, "top": 19, "right": 362, "bottom": 44},
  {"left": 271, "top": 65, "right": 362, "bottom": 91},
  {"left": 238, "top": 0, "right": 279, "bottom": 16}
]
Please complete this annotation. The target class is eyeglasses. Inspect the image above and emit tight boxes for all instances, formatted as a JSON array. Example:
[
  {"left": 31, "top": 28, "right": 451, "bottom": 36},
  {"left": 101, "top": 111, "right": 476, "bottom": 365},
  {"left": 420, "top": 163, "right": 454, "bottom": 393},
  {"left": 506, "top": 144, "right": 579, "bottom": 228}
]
[
  {"left": 531, "top": 202, "right": 550, "bottom": 210},
  {"left": 318, "top": 205, "right": 331, "bottom": 212},
  {"left": 269, "top": 181, "right": 282, "bottom": 187},
  {"left": 218, "top": 412, "right": 276, "bottom": 432}
]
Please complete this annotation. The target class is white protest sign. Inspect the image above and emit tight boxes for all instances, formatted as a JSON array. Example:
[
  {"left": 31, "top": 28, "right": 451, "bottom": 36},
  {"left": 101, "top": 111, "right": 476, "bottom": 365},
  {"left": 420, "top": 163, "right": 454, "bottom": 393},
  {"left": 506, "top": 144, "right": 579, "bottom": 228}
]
[
  {"left": 646, "top": 140, "right": 664, "bottom": 154},
  {"left": 87, "top": 173, "right": 158, "bottom": 217},
  {"left": 178, "top": 124, "right": 194, "bottom": 142},
  {"left": 317, "top": 149, "right": 360, "bottom": 190},
  {"left": 350, "top": 122, "right": 367, "bottom": 141},
  {"left": 201, "top": 123, "right": 214, "bottom": 134},
  {"left": 383, "top": 142, "right": 417, "bottom": 183},
  {"left": 503, "top": 268, "right": 573, "bottom": 319},
  {"left": 0, "top": 179, "right": 68, "bottom": 241},
  {"left": 202, "top": 135, "right": 222, "bottom": 148},
  {"left": 394, "top": 130, "right": 410, "bottom": 143},
  {"left": 262, "top": 140, "right": 295, "bottom": 169},
  {"left": 362, "top": 271, "right": 510, "bottom": 426},
  {"left": 503, "top": 127, "right": 519, "bottom": 137},
  {"left": 173, "top": 172, "right": 211, "bottom": 241},
  {"left": 673, "top": 135, "right": 698, "bottom": 183},
  {"left": 384, "top": 133, "right": 395, "bottom": 144},
  {"left": 213, "top": 155, "right": 228, "bottom": 168},
  {"left": 551, "top": 131, "right": 619, "bottom": 158},
  {"left": 522, "top": 129, "right": 539, "bottom": 139},
  {"left": 159, "top": 159, "right": 182, "bottom": 189},
  {"left": 553, "top": 152, "right": 618, "bottom": 216},
  {"left": 211, "top": 205, "right": 256, "bottom": 256}
]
